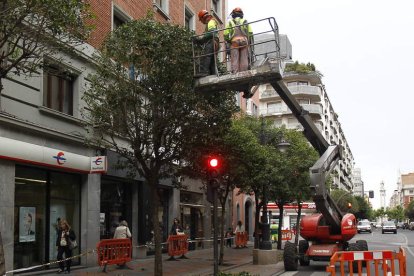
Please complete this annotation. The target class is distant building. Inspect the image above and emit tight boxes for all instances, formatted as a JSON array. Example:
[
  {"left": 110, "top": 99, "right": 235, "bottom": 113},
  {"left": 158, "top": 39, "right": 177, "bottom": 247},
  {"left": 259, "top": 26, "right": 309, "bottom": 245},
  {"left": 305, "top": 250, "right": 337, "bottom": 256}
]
[
  {"left": 401, "top": 172, "right": 414, "bottom": 208},
  {"left": 352, "top": 168, "right": 364, "bottom": 197}
]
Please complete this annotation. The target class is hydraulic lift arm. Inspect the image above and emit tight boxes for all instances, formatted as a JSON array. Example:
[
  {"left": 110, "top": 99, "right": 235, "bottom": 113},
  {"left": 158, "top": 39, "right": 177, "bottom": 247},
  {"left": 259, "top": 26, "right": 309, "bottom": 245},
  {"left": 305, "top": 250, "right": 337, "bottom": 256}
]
[{"left": 269, "top": 80, "right": 344, "bottom": 234}]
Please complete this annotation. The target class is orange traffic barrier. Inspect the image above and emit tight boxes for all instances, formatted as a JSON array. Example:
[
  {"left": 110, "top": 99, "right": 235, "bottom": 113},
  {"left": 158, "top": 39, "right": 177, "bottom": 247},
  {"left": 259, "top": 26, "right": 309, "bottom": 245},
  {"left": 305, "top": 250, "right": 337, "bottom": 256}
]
[
  {"left": 96, "top": 238, "right": 132, "bottom": 272},
  {"left": 326, "top": 247, "right": 406, "bottom": 276},
  {"left": 281, "top": 230, "right": 293, "bottom": 241},
  {"left": 167, "top": 234, "right": 189, "bottom": 260},
  {"left": 235, "top": 231, "right": 248, "bottom": 248}
]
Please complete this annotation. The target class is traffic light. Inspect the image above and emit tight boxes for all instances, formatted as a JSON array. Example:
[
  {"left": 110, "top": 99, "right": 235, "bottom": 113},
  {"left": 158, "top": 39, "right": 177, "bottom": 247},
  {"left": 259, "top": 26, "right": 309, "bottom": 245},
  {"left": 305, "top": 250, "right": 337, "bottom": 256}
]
[
  {"left": 207, "top": 157, "right": 221, "bottom": 180},
  {"left": 347, "top": 202, "right": 352, "bottom": 209},
  {"left": 206, "top": 156, "right": 221, "bottom": 203},
  {"left": 369, "top": 190, "right": 374, "bottom": 198}
]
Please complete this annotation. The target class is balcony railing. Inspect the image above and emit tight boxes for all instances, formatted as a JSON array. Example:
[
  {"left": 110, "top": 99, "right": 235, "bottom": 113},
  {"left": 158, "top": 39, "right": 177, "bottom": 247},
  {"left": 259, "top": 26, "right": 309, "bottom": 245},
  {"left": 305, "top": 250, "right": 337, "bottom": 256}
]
[
  {"left": 260, "top": 103, "right": 322, "bottom": 117},
  {"left": 261, "top": 85, "right": 320, "bottom": 99}
]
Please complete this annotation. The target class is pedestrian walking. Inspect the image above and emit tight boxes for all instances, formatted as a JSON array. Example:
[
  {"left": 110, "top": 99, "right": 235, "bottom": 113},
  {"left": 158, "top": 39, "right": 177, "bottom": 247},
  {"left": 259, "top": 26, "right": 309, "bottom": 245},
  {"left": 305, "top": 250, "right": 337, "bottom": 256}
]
[
  {"left": 113, "top": 220, "right": 132, "bottom": 239},
  {"left": 170, "top": 218, "right": 184, "bottom": 235},
  {"left": 56, "top": 219, "right": 76, "bottom": 274}
]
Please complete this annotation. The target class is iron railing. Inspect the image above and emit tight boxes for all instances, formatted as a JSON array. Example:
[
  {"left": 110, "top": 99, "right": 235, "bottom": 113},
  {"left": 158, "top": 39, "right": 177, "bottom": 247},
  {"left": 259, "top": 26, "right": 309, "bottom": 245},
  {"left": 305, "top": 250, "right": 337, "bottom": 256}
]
[{"left": 192, "top": 17, "right": 280, "bottom": 77}]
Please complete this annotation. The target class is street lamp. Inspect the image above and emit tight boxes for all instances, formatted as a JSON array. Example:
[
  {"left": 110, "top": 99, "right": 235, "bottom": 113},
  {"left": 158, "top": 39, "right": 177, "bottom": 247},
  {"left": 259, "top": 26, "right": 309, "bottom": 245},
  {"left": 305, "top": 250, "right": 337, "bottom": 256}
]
[{"left": 259, "top": 121, "right": 290, "bottom": 250}]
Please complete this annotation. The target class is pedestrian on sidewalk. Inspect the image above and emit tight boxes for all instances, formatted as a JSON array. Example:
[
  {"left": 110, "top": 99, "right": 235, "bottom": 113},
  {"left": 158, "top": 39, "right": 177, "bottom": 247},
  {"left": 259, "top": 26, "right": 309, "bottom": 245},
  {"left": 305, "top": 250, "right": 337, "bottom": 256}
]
[
  {"left": 113, "top": 220, "right": 132, "bottom": 239},
  {"left": 56, "top": 219, "right": 76, "bottom": 274},
  {"left": 170, "top": 218, "right": 184, "bottom": 235},
  {"left": 225, "top": 227, "right": 233, "bottom": 247},
  {"left": 234, "top": 220, "right": 245, "bottom": 248}
]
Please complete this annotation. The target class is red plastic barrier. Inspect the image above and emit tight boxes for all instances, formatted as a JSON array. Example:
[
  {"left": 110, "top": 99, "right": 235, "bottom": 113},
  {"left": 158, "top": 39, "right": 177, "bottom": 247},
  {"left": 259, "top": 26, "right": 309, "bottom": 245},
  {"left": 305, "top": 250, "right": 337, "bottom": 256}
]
[
  {"left": 281, "top": 230, "right": 293, "bottom": 241},
  {"left": 167, "top": 235, "right": 189, "bottom": 258},
  {"left": 96, "top": 238, "right": 132, "bottom": 271},
  {"left": 326, "top": 247, "right": 406, "bottom": 276},
  {"left": 235, "top": 231, "right": 248, "bottom": 247}
]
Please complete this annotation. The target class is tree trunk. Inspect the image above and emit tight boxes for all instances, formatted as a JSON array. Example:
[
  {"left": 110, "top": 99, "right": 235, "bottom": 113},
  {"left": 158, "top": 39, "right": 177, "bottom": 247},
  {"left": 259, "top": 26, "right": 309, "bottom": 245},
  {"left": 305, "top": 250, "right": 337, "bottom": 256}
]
[
  {"left": 219, "top": 201, "right": 226, "bottom": 265},
  {"left": 219, "top": 185, "right": 230, "bottom": 265},
  {"left": 254, "top": 195, "right": 261, "bottom": 249},
  {"left": 277, "top": 204, "right": 284, "bottom": 250},
  {"left": 294, "top": 202, "right": 302, "bottom": 246},
  {"left": 151, "top": 180, "right": 163, "bottom": 276}
]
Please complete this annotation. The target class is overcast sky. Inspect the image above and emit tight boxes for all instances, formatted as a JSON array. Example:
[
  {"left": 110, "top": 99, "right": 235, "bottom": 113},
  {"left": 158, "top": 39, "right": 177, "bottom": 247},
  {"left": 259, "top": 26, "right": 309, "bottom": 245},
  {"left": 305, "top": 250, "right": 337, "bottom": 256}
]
[{"left": 228, "top": 0, "right": 414, "bottom": 209}]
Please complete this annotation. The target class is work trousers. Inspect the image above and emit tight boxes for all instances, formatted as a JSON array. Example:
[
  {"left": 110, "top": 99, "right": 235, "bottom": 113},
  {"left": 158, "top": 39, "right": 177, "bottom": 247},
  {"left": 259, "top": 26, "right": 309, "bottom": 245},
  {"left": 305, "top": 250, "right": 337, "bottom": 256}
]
[
  {"left": 199, "top": 39, "right": 216, "bottom": 75},
  {"left": 230, "top": 36, "right": 249, "bottom": 73},
  {"left": 57, "top": 246, "right": 72, "bottom": 272}
]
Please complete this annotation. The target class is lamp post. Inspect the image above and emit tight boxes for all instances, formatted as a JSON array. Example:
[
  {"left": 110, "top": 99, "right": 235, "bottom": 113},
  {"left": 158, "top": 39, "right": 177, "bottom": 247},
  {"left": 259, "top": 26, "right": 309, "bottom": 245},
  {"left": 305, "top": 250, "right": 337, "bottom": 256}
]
[{"left": 259, "top": 117, "right": 290, "bottom": 250}]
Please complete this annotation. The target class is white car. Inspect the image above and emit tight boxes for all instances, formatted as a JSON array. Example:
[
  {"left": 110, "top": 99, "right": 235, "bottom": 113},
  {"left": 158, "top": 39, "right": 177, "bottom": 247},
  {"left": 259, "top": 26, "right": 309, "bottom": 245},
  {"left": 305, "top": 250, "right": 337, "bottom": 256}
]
[
  {"left": 357, "top": 221, "right": 372, "bottom": 233},
  {"left": 382, "top": 221, "right": 397, "bottom": 234}
]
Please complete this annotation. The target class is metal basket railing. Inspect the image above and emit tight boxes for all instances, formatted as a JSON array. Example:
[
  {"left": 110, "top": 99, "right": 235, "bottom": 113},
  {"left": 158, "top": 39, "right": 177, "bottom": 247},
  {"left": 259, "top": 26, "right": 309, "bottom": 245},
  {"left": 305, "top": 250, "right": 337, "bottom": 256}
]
[{"left": 192, "top": 17, "right": 280, "bottom": 77}]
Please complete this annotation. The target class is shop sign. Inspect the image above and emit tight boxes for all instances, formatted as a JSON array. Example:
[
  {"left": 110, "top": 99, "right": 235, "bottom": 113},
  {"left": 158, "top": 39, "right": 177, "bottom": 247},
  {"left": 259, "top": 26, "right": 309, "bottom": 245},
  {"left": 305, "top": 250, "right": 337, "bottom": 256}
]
[
  {"left": 91, "top": 156, "right": 107, "bottom": 173},
  {"left": 0, "top": 136, "right": 106, "bottom": 174}
]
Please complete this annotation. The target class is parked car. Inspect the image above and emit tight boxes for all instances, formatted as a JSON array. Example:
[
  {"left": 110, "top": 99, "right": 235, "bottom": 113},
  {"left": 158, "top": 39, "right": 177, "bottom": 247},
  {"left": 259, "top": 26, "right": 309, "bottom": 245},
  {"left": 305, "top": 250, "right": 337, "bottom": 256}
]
[
  {"left": 382, "top": 221, "right": 397, "bottom": 234},
  {"left": 374, "top": 223, "right": 382, "bottom": 229},
  {"left": 396, "top": 222, "right": 405, "bottom": 229},
  {"left": 409, "top": 222, "right": 414, "bottom": 231},
  {"left": 357, "top": 220, "right": 372, "bottom": 233}
]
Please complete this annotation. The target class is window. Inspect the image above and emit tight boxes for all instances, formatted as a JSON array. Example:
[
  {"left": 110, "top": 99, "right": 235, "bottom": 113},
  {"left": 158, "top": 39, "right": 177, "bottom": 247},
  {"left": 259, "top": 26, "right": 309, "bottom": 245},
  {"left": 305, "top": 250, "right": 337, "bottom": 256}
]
[
  {"left": 185, "top": 7, "right": 194, "bottom": 31},
  {"left": 154, "top": 0, "right": 169, "bottom": 16},
  {"left": 211, "top": 0, "right": 221, "bottom": 17},
  {"left": 113, "top": 5, "right": 130, "bottom": 30},
  {"left": 251, "top": 102, "right": 258, "bottom": 116},
  {"left": 298, "top": 98, "right": 310, "bottom": 105},
  {"left": 267, "top": 101, "right": 282, "bottom": 113},
  {"left": 43, "top": 65, "right": 75, "bottom": 115},
  {"left": 410, "top": 190, "right": 414, "bottom": 194}
]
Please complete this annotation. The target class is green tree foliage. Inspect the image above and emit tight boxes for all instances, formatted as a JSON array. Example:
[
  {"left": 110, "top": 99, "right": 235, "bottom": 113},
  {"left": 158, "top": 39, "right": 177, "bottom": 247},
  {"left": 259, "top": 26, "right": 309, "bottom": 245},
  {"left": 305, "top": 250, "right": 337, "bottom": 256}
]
[
  {"left": 0, "top": 0, "right": 92, "bottom": 95},
  {"left": 284, "top": 61, "right": 316, "bottom": 74},
  {"left": 83, "top": 18, "right": 237, "bottom": 276},
  {"left": 353, "top": 196, "right": 374, "bottom": 220},
  {"left": 330, "top": 189, "right": 359, "bottom": 214},
  {"left": 387, "top": 205, "right": 405, "bottom": 222}
]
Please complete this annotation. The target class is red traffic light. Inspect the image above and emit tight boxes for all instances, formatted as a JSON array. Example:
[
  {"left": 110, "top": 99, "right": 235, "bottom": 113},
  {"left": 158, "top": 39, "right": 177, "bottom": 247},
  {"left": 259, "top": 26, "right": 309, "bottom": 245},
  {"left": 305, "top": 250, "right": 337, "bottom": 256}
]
[{"left": 208, "top": 158, "right": 219, "bottom": 168}]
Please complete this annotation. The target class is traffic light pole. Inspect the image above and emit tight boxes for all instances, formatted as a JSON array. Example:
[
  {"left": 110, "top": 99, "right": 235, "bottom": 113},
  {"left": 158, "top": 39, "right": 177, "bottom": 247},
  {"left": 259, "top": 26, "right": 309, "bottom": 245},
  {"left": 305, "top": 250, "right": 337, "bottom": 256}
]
[{"left": 213, "top": 187, "right": 218, "bottom": 276}]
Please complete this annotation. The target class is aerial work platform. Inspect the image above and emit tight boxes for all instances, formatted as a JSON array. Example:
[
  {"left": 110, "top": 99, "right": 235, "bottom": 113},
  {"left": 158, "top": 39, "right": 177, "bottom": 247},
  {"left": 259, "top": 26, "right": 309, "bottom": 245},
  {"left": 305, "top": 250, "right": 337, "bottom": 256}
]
[{"left": 194, "top": 58, "right": 282, "bottom": 93}]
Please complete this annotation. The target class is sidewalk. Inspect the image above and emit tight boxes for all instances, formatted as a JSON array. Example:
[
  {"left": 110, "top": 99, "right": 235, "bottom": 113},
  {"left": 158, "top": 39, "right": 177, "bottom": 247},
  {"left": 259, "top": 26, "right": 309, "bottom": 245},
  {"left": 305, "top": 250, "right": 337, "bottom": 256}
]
[{"left": 64, "top": 243, "right": 285, "bottom": 276}]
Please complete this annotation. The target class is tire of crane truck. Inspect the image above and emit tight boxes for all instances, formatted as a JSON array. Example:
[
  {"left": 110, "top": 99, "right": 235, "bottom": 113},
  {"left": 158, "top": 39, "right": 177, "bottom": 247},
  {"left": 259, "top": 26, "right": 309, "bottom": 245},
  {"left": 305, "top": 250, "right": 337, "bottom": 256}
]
[
  {"left": 298, "top": 240, "right": 310, "bottom": 266},
  {"left": 283, "top": 241, "right": 298, "bottom": 271},
  {"left": 356, "top": 240, "right": 368, "bottom": 251},
  {"left": 348, "top": 242, "right": 366, "bottom": 272}
]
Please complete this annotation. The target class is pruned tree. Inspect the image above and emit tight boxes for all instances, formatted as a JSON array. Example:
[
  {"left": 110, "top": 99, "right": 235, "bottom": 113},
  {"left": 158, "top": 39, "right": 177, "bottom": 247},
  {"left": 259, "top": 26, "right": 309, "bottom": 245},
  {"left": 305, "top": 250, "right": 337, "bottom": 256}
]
[
  {"left": 281, "top": 130, "right": 318, "bottom": 246},
  {"left": 83, "top": 18, "right": 237, "bottom": 276},
  {"left": 0, "top": 0, "right": 92, "bottom": 101}
]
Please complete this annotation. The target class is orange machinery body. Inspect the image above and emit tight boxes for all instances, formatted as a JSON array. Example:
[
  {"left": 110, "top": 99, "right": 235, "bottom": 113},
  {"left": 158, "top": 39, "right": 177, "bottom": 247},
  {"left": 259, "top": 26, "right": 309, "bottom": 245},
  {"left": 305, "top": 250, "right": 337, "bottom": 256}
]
[
  {"left": 300, "top": 213, "right": 357, "bottom": 243},
  {"left": 299, "top": 213, "right": 357, "bottom": 260}
]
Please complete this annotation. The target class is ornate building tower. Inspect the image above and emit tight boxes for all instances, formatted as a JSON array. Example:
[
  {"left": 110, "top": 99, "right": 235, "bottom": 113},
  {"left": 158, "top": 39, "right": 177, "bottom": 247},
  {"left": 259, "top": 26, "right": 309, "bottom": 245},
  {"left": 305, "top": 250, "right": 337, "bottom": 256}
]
[{"left": 380, "top": 181, "right": 386, "bottom": 208}]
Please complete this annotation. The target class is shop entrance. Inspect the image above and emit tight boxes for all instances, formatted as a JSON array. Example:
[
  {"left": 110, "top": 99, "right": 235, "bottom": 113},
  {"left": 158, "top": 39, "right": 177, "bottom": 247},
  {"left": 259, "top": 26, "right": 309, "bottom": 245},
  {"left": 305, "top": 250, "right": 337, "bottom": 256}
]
[{"left": 14, "top": 165, "right": 81, "bottom": 271}]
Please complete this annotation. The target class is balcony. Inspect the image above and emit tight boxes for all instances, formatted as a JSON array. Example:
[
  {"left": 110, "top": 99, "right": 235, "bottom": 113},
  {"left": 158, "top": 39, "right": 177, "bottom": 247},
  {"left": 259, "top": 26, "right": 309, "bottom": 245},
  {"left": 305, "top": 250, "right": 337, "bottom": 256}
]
[
  {"left": 261, "top": 85, "right": 321, "bottom": 100},
  {"left": 260, "top": 103, "right": 323, "bottom": 118}
]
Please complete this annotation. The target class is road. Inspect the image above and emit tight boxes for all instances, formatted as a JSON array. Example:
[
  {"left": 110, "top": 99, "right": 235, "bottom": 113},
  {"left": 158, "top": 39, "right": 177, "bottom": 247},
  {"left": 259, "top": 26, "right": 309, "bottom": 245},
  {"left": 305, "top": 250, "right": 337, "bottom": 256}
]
[{"left": 280, "top": 228, "right": 414, "bottom": 275}]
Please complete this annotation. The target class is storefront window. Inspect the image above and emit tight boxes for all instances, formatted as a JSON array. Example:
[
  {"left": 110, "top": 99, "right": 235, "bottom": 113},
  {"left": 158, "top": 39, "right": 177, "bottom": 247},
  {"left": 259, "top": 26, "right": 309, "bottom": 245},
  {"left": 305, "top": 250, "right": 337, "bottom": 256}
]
[
  {"left": 100, "top": 178, "right": 132, "bottom": 239},
  {"left": 14, "top": 166, "right": 81, "bottom": 271}
]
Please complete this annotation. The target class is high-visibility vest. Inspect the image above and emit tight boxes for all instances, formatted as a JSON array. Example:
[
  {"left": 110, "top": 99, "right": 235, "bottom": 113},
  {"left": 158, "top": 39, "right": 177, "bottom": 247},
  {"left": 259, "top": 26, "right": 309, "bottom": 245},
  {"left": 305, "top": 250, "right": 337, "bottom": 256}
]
[{"left": 224, "top": 17, "right": 252, "bottom": 41}]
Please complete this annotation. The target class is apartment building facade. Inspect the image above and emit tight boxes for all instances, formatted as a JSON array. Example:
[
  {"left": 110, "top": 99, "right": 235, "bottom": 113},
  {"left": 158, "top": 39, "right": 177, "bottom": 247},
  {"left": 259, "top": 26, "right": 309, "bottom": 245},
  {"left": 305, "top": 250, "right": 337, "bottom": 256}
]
[{"left": 0, "top": 0, "right": 228, "bottom": 272}]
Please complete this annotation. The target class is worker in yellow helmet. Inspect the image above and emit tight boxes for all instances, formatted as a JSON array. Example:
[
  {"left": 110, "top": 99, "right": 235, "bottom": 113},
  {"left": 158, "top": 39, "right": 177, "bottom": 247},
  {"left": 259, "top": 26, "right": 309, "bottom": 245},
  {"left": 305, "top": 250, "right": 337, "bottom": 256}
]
[
  {"left": 194, "top": 10, "right": 219, "bottom": 77},
  {"left": 224, "top": 7, "right": 253, "bottom": 73}
]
